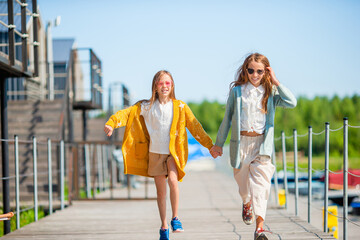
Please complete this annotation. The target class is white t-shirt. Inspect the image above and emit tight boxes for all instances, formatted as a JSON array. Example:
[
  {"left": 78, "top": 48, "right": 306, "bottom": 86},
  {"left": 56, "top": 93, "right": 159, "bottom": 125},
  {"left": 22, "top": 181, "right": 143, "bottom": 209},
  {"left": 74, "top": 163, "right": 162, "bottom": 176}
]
[
  {"left": 240, "top": 82, "right": 266, "bottom": 134},
  {"left": 140, "top": 99, "right": 173, "bottom": 154}
]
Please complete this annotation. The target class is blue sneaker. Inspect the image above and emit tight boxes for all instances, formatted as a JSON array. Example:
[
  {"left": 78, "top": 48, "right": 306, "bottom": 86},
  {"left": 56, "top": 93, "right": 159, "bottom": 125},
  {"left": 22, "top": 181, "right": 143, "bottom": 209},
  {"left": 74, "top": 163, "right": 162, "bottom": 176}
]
[
  {"left": 171, "top": 217, "right": 184, "bottom": 232},
  {"left": 159, "top": 228, "right": 169, "bottom": 240}
]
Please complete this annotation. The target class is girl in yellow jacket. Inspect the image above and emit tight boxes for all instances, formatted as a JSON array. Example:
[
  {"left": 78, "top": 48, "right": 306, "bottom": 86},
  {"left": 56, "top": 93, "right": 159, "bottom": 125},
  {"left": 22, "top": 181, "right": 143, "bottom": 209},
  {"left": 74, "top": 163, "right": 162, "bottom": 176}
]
[{"left": 104, "top": 70, "right": 215, "bottom": 240}]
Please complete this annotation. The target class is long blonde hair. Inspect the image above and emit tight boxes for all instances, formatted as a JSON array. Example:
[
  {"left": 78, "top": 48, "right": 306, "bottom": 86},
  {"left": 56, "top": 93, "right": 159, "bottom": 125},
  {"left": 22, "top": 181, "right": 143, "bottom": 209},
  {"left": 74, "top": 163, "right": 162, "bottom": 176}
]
[
  {"left": 140, "top": 70, "right": 176, "bottom": 107},
  {"left": 230, "top": 53, "right": 273, "bottom": 113}
]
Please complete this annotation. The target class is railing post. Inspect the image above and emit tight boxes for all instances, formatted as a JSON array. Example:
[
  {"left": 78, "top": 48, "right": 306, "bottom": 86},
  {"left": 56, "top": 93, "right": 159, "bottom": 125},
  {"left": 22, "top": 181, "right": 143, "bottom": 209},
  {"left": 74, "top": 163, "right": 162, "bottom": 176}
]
[
  {"left": 33, "top": 136, "right": 38, "bottom": 221},
  {"left": 84, "top": 144, "right": 91, "bottom": 198},
  {"left": 272, "top": 144, "right": 279, "bottom": 206},
  {"left": 281, "top": 131, "right": 288, "bottom": 210},
  {"left": 92, "top": 144, "right": 97, "bottom": 199},
  {"left": 73, "top": 145, "right": 79, "bottom": 199},
  {"left": 293, "top": 129, "right": 299, "bottom": 216},
  {"left": 110, "top": 146, "right": 116, "bottom": 199},
  {"left": 60, "top": 140, "right": 65, "bottom": 210},
  {"left": 67, "top": 145, "right": 74, "bottom": 204},
  {"left": 102, "top": 145, "right": 107, "bottom": 190},
  {"left": 343, "top": 118, "right": 348, "bottom": 240},
  {"left": 127, "top": 174, "right": 131, "bottom": 200},
  {"left": 97, "top": 144, "right": 103, "bottom": 191},
  {"left": 145, "top": 177, "right": 149, "bottom": 199},
  {"left": 21, "top": 0, "right": 28, "bottom": 72},
  {"left": 1, "top": 77, "right": 10, "bottom": 234},
  {"left": 47, "top": 138, "right": 53, "bottom": 214},
  {"left": 308, "top": 126, "right": 312, "bottom": 224},
  {"left": 324, "top": 122, "right": 330, "bottom": 233},
  {"left": 7, "top": 0, "right": 15, "bottom": 66},
  {"left": 15, "top": 135, "right": 20, "bottom": 229},
  {"left": 32, "top": 0, "right": 39, "bottom": 76}
]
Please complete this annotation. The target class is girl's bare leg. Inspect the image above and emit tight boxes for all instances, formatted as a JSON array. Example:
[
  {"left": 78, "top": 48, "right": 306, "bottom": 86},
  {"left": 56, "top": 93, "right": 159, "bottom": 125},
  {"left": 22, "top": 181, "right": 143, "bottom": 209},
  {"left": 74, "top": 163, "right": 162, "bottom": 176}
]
[
  {"left": 167, "top": 157, "right": 179, "bottom": 218},
  {"left": 256, "top": 216, "right": 264, "bottom": 229},
  {"left": 154, "top": 175, "right": 168, "bottom": 229}
]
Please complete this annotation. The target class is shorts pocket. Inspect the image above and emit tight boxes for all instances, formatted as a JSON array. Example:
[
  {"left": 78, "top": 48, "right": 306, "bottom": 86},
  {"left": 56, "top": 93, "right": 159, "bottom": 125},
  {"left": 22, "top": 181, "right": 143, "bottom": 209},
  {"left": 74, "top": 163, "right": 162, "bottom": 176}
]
[{"left": 135, "top": 142, "right": 149, "bottom": 160}]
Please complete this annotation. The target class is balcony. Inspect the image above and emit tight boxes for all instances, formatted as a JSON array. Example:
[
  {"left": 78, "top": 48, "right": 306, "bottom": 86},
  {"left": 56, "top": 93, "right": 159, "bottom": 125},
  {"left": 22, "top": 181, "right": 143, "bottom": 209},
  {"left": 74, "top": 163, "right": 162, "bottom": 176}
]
[
  {"left": 0, "top": 0, "right": 39, "bottom": 78},
  {"left": 72, "top": 48, "right": 102, "bottom": 110}
]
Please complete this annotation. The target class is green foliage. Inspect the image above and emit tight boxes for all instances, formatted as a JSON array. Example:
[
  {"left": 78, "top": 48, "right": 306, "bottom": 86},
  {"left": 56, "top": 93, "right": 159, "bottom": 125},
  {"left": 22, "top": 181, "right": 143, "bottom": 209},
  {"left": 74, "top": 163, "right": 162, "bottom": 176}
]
[
  {"left": 79, "top": 187, "right": 100, "bottom": 199},
  {"left": 0, "top": 207, "right": 45, "bottom": 236},
  {"left": 188, "top": 100, "right": 225, "bottom": 135},
  {"left": 187, "top": 94, "right": 360, "bottom": 158},
  {"left": 275, "top": 156, "right": 360, "bottom": 172},
  {"left": 93, "top": 111, "right": 108, "bottom": 119}
]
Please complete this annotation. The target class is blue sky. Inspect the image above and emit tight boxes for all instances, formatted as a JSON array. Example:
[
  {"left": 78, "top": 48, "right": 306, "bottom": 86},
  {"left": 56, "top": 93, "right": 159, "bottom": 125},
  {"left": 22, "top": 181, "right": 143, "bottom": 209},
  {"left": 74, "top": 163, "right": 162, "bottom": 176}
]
[{"left": 38, "top": 0, "right": 360, "bottom": 106}]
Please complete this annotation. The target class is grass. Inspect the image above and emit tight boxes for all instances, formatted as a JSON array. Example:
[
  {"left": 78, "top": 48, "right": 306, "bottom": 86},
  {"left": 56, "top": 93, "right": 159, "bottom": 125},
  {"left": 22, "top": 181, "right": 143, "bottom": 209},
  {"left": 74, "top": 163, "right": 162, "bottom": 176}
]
[
  {"left": 0, "top": 207, "right": 45, "bottom": 237},
  {"left": 79, "top": 188, "right": 100, "bottom": 199},
  {"left": 0, "top": 184, "right": 105, "bottom": 236},
  {"left": 274, "top": 154, "right": 360, "bottom": 172},
  {"left": 0, "top": 181, "right": 70, "bottom": 236}
]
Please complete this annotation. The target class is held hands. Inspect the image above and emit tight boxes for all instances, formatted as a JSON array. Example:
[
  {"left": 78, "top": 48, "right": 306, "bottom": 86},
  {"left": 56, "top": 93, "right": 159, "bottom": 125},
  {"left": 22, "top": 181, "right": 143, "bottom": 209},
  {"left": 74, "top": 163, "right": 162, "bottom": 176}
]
[
  {"left": 104, "top": 125, "right": 114, "bottom": 137},
  {"left": 210, "top": 145, "right": 223, "bottom": 158},
  {"left": 266, "top": 67, "right": 280, "bottom": 86}
]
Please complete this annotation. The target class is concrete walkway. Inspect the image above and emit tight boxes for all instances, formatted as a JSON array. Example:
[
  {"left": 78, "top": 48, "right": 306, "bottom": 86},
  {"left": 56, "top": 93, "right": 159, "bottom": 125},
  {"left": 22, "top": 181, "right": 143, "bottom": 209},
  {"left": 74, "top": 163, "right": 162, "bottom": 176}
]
[{"left": 1, "top": 159, "right": 336, "bottom": 240}]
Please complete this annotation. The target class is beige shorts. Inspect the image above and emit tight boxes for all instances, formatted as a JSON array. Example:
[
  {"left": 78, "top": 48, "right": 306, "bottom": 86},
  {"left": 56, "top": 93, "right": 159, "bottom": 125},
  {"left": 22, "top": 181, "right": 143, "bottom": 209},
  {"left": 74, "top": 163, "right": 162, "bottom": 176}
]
[{"left": 148, "top": 152, "right": 173, "bottom": 176}]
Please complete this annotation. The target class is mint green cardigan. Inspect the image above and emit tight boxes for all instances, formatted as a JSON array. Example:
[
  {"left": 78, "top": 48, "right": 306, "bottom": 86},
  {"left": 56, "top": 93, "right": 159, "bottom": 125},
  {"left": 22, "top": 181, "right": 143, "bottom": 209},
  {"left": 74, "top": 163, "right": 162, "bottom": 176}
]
[{"left": 215, "top": 83, "right": 297, "bottom": 169}]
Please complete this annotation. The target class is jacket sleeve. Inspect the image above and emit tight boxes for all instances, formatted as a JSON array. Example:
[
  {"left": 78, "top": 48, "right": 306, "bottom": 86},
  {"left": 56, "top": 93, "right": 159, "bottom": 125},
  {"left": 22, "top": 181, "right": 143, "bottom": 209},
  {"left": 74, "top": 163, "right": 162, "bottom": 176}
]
[
  {"left": 105, "top": 106, "right": 133, "bottom": 129},
  {"left": 273, "top": 84, "right": 297, "bottom": 108},
  {"left": 184, "top": 103, "right": 214, "bottom": 150},
  {"left": 215, "top": 88, "right": 235, "bottom": 147}
]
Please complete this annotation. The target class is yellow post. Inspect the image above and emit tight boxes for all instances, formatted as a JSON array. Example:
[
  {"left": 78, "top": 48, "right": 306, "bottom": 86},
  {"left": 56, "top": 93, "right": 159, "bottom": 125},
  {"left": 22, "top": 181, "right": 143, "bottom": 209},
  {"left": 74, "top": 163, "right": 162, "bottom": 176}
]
[
  {"left": 278, "top": 189, "right": 286, "bottom": 206},
  {"left": 323, "top": 205, "right": 338, "bottom": 239}
]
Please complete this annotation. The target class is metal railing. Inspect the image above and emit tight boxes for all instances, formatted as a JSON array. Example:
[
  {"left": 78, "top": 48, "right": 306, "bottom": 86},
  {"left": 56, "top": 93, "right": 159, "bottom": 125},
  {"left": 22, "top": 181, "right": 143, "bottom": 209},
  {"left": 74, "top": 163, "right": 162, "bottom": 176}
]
[
  {"left": 273, "top": 118, "right": 360, "bottom": 240},
  {"left": 72, "top": 141, "right": 153, "bottom": 201},
  {"left": 0, "top": 136, "right": 153, "bottom": 234},
  {"left": 0, "top": 136, "right": 68, "bottom": 230},
  {"left": 0, "top": 0, "right": 39, "bottom": 75}
]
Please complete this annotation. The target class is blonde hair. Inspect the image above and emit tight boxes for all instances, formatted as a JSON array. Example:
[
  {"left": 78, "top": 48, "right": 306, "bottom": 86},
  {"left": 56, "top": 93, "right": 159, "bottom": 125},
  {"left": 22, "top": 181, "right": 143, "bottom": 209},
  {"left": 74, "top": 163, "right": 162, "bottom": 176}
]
[
  {"left": 230, "top": 53, "right": 273, "bottom": 113},
  {"left": 141, "top": 70, "right": 176, "bottom": 107}
]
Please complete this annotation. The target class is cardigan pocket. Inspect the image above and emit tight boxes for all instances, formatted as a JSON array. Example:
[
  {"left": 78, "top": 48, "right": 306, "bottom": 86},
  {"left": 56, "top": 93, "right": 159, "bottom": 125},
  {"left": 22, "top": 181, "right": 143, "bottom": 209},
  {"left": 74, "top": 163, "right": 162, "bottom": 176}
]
[{"left": 135, "top": 142, "right": 149, "bottom": 160}]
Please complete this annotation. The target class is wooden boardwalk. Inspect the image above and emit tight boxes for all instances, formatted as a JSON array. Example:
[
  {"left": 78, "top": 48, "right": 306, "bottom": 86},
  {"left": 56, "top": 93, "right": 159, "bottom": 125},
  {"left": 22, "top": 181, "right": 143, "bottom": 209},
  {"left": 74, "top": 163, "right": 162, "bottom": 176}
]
[{"left": 1, "top": 162, "right": 336, "bottom": 239}]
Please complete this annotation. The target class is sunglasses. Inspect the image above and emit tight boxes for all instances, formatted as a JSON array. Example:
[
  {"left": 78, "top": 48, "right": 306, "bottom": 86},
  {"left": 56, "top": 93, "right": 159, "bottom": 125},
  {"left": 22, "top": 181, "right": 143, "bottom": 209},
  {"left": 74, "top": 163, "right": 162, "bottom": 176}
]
[
  {"left": 157, "top": 80, "right": 172, "bottom": 86},
  {"left": 247, "top": 68, "right": 265, "bottom": 75}
]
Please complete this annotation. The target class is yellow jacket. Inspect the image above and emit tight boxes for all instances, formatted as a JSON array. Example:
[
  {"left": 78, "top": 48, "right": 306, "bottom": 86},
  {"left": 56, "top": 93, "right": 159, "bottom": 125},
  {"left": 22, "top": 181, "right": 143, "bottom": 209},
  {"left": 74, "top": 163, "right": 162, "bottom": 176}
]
[{"left": 105, "top": 99, "right": 214, "bottom": 181}]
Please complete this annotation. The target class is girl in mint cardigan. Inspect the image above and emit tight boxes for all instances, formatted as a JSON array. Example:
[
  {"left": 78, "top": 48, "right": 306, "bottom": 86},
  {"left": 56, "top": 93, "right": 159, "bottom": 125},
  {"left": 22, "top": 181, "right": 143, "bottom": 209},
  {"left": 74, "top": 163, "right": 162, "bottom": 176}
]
[{"left": 211, "top": 53, "right": 296, "bottom": 240}]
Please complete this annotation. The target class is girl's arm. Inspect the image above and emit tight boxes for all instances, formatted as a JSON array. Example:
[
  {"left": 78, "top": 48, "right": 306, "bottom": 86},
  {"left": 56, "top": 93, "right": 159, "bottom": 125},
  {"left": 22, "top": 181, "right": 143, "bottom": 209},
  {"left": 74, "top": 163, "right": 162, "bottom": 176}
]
[
  {"left": 184, "top": 103, "right": 214, "bottom": 150},
  {"left": 267, "top": 67, "right": 297, "bottom": 108},
  {"left": 273, "top": 84, "right": 297, "bottom": 108},
  {"left": 104, "top": 106, "right": 133, "bottom": 137},
  {"left": 214, "top": 88, "right": 235, "bottom": 147}
]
